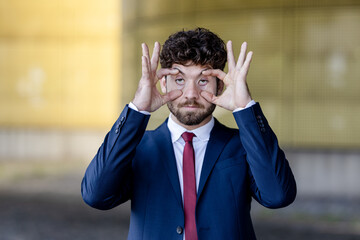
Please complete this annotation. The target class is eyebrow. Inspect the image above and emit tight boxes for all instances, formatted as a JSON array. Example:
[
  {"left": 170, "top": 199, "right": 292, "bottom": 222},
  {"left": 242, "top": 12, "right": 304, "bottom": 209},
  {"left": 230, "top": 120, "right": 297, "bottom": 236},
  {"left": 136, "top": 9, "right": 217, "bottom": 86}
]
[{"left": 172, "top": 67, "right": 210, "bottom": 77}]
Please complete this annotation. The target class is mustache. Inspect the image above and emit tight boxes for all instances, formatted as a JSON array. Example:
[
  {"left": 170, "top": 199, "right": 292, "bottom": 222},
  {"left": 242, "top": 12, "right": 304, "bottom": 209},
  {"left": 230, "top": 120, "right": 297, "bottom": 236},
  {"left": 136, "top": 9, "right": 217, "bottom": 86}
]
[{"left": 177, "top": 100, "right": 205, "bottom": 109}]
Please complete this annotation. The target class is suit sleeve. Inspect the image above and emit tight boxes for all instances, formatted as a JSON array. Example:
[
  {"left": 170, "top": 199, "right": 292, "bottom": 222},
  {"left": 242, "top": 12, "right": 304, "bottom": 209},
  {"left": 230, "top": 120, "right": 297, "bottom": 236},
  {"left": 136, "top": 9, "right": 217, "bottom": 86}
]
[
  {"left": 81, "top": 105, "right": 150, "bottom": 210},
  {"left": 233, "top": 103, "right": 296, "bottom": 208}
]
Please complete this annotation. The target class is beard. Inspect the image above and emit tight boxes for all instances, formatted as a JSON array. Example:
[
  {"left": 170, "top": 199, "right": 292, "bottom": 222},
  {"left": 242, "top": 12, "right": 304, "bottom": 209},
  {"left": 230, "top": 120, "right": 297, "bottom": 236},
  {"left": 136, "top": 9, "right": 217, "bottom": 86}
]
[{"left": 167, "top": 99, "right": 216, "bottom": 126}]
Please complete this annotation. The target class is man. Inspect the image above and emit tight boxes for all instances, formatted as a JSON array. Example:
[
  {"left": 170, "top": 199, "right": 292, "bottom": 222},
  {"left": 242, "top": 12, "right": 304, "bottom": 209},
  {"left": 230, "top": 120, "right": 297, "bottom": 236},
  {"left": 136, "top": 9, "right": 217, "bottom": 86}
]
[{"left": 82, "top": 28, "right": 296, "bottom": 240}]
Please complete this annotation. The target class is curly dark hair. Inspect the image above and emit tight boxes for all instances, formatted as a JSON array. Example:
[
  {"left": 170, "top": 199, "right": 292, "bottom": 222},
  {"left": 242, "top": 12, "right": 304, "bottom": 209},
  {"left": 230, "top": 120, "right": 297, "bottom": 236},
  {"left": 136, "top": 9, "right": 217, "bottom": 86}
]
[{"left": 160, "top": 28, "right": 227, "bottom": 70}]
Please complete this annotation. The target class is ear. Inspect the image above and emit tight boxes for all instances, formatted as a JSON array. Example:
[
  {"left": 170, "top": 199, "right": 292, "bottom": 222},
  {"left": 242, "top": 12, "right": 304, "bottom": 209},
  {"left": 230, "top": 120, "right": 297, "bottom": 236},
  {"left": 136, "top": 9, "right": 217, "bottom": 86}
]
[
  {"left": 216, "top": 78, "right": 224, "bottom": 96},
  {"left": 160, "top": 76, "right": 167, "bottom": 94}
]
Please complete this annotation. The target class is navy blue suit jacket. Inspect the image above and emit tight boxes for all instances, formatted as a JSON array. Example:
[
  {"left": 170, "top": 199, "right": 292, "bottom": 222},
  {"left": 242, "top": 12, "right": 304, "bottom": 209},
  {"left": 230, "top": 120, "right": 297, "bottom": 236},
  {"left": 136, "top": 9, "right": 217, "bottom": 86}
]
[{"left": 82, "top": 103, "right": 296, "bottom": 240}]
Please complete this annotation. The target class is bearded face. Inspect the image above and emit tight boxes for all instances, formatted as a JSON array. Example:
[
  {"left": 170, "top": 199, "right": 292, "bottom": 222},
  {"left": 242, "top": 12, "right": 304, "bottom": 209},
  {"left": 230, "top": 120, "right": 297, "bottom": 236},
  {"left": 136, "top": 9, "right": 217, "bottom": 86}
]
[
  {"left": 167, "top": 99, "right": 216, "bottom": 126},
  {"left": 161, "top": 63, "right": 221, "bottom": 129}
]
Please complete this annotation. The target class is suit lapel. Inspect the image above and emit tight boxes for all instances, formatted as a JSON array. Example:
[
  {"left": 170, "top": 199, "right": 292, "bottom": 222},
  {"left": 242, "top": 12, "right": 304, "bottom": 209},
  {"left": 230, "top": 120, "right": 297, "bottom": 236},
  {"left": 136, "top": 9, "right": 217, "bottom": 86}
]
[
  {"left": 153, "top": 120, "right": 183, "bottom": 208},
  {"left": 197, "top": 119, "right": 233, "bottom": 202},
  {"left": 152, "top": 118, "right": 233, "bottom": 207}
]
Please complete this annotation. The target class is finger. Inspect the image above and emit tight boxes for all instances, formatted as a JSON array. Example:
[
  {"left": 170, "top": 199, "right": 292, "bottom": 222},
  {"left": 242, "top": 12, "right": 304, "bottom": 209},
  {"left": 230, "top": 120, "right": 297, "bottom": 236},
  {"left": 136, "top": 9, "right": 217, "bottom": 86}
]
[
  {"left": 202, "top": 69, "right": 227, "bottom": 81},
  {"left": 240, "top": 51, "right": 253, "bottom": 77},
  {"left": 246, "top": 51, "right": 253, "bottom": 64},
  {"left": 162, "top": 89, "right": 182, "bottom": 104},
  {"left": 236, "top": 42, "right": 247, "bottom": 70},
  {"left": 156, "top": 68, "right": 179, "bottom": 79},
  {"left": 141, "top": 56, "right": 150, "bottom": 81},
  {"left": 200, "top": 91, "right": 217, "bottom": 104},
  {"left": 226, "top": 41, "right": 236, "bottom": 71},
  {"left": 142, "top": 43, "right": 150, "bottom": 62},
  {"left": 151, "top": 42, "right": 160, "bottom": 72}
]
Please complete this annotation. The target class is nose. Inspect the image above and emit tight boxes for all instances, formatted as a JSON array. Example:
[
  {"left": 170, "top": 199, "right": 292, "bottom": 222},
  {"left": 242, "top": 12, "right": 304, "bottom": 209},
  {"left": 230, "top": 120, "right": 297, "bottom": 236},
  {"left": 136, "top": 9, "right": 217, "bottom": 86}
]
[{"left": 183, "top": 81, "right": 200, "bottom": 100}]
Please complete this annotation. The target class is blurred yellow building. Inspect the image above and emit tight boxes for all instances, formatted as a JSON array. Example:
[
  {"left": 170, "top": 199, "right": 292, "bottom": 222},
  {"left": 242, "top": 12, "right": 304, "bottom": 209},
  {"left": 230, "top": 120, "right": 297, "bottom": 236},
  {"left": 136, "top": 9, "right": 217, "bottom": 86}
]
[
  {"left": 121, "top": 0, "right": 360, "bottom": 149},
  {"left": 0, "top": 0, "right": 121, "bottom": 129},
  {"left": 2, "top": 0, "right": 360, "bottom": 147},
  {"left": 0, "top": 0, "right": 360, "bottom": 198}
]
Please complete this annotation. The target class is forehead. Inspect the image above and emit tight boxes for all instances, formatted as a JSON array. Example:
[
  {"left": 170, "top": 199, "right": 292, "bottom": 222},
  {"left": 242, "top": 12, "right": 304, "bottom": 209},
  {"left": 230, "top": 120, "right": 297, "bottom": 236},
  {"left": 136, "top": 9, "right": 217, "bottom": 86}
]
[{"left": 171, "top": 63, "right": 211, "bottom": 77}]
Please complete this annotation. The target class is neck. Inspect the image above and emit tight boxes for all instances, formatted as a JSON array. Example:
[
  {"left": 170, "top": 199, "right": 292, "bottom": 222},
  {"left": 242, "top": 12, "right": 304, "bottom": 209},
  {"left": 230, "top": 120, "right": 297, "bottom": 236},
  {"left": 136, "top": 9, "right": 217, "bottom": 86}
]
[{"left": 171, "top": 114, "right": 213, "bottom": 131}]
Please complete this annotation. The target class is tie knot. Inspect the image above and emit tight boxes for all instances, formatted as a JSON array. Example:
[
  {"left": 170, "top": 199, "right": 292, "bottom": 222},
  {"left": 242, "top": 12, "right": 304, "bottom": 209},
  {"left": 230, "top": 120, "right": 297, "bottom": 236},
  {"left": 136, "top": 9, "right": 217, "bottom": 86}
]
[{"left": 182, "top": 132, "right": 195, "bottom": 142}]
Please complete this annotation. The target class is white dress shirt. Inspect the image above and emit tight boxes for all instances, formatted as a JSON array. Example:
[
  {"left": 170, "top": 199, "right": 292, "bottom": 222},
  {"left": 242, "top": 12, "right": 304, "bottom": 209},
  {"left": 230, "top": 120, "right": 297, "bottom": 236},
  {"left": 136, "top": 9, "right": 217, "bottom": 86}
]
[{"left": 167, "top": 114, "right": 214, "bottom": 200}]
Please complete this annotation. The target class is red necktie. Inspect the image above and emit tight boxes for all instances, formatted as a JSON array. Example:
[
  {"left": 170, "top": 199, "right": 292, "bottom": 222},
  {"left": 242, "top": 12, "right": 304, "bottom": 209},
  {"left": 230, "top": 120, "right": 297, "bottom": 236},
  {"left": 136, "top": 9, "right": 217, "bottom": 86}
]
[{"left": 182, "top": 132, "right": 198, "bottom": 240}]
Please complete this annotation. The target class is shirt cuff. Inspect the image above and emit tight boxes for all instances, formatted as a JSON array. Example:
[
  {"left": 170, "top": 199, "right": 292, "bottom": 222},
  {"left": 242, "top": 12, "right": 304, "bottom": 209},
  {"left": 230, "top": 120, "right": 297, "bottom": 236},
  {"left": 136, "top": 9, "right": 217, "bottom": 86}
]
[
  {"left": 129, "top": 102, "right": 151, "bottom": 115},
  {"left": 232, "top": 100, "right": 256, "bottom": 113}
]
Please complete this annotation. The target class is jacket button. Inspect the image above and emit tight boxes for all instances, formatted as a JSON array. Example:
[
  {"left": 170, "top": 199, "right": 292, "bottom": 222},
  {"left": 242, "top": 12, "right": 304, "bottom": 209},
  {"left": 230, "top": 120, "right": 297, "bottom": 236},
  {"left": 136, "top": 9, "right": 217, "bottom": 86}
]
[{"left": 176, "top": 226, "right": 183, "bottom": 235}]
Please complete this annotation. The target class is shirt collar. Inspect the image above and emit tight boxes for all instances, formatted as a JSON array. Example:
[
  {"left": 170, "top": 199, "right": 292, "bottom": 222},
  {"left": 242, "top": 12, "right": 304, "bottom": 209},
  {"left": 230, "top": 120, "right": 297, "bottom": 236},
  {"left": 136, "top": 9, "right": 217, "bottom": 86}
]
[{"left": 167, "top": 113, "right": 214, "bottom": 143}]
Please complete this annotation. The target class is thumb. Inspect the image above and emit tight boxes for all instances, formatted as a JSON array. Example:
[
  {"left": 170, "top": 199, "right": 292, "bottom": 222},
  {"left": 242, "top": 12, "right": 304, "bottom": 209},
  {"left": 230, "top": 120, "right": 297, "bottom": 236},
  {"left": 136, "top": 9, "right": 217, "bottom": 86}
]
[
  {"left": 200, "top": 91, "right": 217, "bottom": 104},
  {"left": 162, "top": 90, "right": 182, "bottom": 104}
]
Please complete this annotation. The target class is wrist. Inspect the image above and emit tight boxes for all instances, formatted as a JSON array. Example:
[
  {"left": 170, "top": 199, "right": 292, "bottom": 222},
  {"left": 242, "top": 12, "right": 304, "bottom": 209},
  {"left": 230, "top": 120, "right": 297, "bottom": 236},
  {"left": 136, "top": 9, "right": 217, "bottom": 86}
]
[
  {"left": 233, "top": 100, "right": 256, "bottom": 112},
  {"left": 129, "top": 102, "right": 151, "bottom": 115},
  {"left": 132, "top": 96, "right": 148, "bottom": 112}
]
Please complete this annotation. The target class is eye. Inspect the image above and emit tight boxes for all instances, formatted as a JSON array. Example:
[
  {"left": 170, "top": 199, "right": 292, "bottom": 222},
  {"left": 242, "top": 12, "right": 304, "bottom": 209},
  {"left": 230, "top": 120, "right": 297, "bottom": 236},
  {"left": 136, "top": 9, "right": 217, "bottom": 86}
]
[
  {"left": 175, "top": 78, "right": 185, "bottom": 85},
  {"left": 198, "top": 79, "right": 208, "bottom": 86}
]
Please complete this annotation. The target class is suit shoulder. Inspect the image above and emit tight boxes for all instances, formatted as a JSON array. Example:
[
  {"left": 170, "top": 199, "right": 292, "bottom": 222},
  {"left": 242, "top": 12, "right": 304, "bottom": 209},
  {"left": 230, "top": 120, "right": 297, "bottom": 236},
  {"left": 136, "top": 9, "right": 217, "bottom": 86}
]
[
  {"left": 140, "top": 120, "right": 169, "bottom": 143},
  {"left": 214, "top": 118, "right": 239, "bottom": 135}
]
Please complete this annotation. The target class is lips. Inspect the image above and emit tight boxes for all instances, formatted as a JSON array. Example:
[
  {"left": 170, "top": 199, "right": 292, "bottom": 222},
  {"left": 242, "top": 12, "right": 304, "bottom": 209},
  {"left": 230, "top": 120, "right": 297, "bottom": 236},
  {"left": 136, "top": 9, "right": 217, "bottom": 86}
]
[
  {"left": 178, "top": 101, "right": 204, "bottom": 109},
  {"left": 180, "top": 104, "right": 204, "bottom": 109}
]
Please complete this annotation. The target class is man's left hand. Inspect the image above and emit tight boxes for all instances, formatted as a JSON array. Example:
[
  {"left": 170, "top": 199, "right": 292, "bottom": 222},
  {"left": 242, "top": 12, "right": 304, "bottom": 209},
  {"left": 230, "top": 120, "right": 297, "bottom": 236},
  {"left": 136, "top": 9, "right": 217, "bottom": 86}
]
[{"left": 201, "top": 41, "right": 253, "bottom": 111}]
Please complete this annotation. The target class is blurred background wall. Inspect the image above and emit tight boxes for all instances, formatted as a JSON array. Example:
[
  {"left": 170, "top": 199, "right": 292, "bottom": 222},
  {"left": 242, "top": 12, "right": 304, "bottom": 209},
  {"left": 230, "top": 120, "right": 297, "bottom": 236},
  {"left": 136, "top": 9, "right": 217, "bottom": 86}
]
[
  {"left": 0, "top": 0, "right": 121, "bottom": 161},
  {"left": 122, "top": 0, "right": 360, "bottom": 148},
  {"left": 0, "top": 0, "right": 360, "bottom": 217},
  {"left": 1, "top": 0, "right": 360, "bottom": 239},
  {"left": 121, "top": 0, "right": 360, "bottom": 199}
]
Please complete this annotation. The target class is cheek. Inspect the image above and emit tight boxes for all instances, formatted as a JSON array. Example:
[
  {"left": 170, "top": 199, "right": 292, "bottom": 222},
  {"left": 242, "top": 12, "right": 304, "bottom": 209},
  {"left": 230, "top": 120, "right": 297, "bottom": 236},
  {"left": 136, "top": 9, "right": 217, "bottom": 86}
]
[
  {"left": 202, "top": 82, "right": 217, "bottom": 94},
  {"left": 202, "top": 77, "right": 218, "bottom": 93},
  {"left": 175, "top": 85, "right": 184, "bottom": 90}
]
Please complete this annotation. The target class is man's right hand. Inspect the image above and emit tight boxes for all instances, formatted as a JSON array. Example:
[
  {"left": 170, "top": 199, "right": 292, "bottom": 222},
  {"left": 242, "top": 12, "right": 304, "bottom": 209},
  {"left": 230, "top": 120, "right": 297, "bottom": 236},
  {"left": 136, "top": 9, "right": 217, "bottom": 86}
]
[{"left": 132, "top": 42, "right": 182, "bottom": 112}]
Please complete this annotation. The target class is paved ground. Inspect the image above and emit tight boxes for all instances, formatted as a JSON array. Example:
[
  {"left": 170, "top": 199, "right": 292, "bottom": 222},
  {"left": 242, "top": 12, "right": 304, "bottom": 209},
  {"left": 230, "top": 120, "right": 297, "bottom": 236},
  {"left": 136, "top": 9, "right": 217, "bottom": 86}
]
[{"left": 0, "top": 161, "right": 359, "bottom": 240}]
